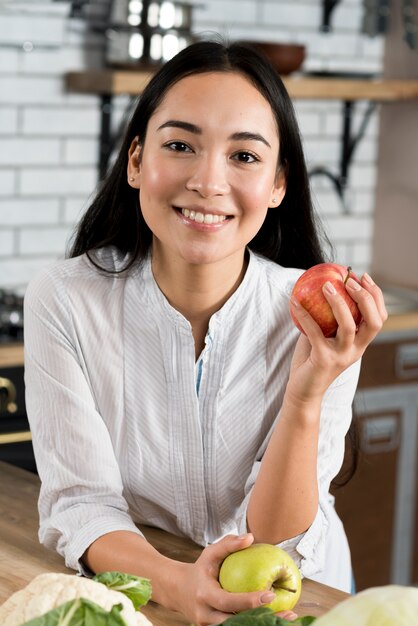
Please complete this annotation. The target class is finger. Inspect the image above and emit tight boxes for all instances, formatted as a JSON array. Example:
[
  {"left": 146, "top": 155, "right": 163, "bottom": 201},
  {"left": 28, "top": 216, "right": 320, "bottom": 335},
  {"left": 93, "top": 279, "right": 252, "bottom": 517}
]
[
  {"left": 361, "top": 272, "right": 388, "bottom": 321},
  {"left": 207, "top": 609, "right": 235, "bottom": 625},
  {"left": 321, "top": 281, "right": 357, "bottom": 344},
  {"left": 289, "top": 297, "right": 328, "bottom": 342},
  {"left": 207, "top": 533, "right": 254, "bottom": 570},
  {"left": 209, "top": 587, "right": 277, "bottom": 616},
  {"left": 276, "top": 609, "right": 298, "bottom": 620},
  {"left": 208, "top": 602, "right": 298, "bottom": 625},
  {"left": 344, "top": 277, "right": 385, "bottom": 345}
]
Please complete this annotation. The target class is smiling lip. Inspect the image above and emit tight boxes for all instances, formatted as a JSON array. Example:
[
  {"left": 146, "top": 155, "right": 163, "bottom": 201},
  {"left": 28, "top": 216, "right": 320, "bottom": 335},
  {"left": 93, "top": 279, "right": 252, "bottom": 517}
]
[
  {"left": 182, "top": 208, "right": 227, "bottom": 224},
  {"left": 174, "top": 206, "right": 232, "bottom": 227}
]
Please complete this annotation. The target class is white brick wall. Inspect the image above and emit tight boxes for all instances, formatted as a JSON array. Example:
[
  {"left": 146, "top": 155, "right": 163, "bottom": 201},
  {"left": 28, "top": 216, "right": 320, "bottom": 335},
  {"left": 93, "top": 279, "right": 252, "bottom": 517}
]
[{"left": 0, "top": 0, "right": 385, "bottom": 290}]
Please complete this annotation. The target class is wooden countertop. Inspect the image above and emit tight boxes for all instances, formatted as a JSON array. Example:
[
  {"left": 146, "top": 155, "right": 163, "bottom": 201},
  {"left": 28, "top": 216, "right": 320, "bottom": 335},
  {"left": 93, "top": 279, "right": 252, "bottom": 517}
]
[
  {"left": 0, "top": 343, "right": 23, "bottom": 368},
  {"left": 382, "top": 311, "right": 418, "bottom": 334},
  {"left": 0, "top": 461, "right": 348, "bottom": 623},
  {"left": 65, "top": 70, "right": 418, "bottom": 101}
]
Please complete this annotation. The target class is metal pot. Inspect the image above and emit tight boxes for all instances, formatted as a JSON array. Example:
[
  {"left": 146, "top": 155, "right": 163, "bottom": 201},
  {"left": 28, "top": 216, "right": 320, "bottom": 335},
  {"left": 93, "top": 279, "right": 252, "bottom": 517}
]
[
  {"left": 105, "top": 0, "right": 197, "bottom": 68},
  {"left": 109, "top": 0, "right": 194, "bottom": 29}
]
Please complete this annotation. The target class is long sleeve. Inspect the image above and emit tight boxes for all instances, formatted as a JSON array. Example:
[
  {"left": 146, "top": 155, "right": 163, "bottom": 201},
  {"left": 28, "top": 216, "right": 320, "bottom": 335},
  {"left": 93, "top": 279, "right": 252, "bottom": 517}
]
[
  {"left": 232, "top": 358, "right": 361, "bottom": 590},
  {"left": 23, "top": 249, "right": 358, "bottom": 593},
  {"left": 24, "top": 263, "right": 142, "bottom": 572}
]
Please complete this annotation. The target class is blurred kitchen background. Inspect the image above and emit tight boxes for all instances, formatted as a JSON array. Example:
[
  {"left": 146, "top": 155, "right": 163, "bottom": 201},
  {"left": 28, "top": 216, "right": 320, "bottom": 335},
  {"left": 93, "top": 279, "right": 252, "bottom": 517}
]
[
  {"left": 0, "top": 0, "right": 418, "bottom": 289},
  {"left": 1, "top": 0, "right": 418, "bottom": 596},
  {"left": 1, "top": 0, "right": 417, "bottom": 293}
]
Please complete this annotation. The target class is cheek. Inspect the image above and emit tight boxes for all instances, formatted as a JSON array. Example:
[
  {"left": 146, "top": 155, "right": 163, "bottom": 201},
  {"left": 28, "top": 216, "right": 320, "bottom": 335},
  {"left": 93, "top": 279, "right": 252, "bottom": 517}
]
[
  {"left": 140, "top": 156, "right": 181, "bottom": 196},
  {"left": 239, "top": 173, "right": 275, "bottom": 210},
  {"left": 140, "top": 164, "right": 166, "bottom": 194}
]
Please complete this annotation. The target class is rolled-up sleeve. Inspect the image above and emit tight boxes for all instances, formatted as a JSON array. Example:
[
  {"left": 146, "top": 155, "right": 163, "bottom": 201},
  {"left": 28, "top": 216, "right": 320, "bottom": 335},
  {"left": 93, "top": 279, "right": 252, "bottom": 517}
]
[
  {"left": 24, "top": 269, "right": 142, "bottom": 572},
  {"left": 233, "top": 358, "right": 361, "bottom": 580}
]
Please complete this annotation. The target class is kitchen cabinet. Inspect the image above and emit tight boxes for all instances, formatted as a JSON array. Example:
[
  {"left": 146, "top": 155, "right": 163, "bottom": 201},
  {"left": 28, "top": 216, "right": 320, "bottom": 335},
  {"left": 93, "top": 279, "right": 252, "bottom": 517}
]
[
  {"left": 332, "top": 327, "right": 418, "bottom": 590},
  {"left": 0, "top": 343, "right": 36, "bottom": 473}
]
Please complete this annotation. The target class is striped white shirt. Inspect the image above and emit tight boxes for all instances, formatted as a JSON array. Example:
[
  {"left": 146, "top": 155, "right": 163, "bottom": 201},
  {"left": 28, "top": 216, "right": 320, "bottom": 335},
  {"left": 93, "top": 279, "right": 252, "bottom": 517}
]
[{"left": 24, "top": 247, "right": 360, "bottom": 592}]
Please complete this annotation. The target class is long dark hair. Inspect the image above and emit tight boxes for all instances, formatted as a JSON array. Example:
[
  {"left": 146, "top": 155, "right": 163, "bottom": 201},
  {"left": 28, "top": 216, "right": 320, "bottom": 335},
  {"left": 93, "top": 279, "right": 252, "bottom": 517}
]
[
  {"left": 68, "top": 40, "right": 361, "bottom": 484},
  {"left": 68, "top": 39, "right": 329, "bottom": 270}
]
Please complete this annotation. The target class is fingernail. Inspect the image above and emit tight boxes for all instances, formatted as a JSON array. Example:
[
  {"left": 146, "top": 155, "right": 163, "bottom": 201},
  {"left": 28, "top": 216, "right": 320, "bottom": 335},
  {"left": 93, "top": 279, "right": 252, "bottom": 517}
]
[
  {"left": 260, "top": 592, "right": 276, "bottom": 604},
  {"left": 362, "top": 272, "right": 374, "bottom": 286},
  {"left": 346, "top": 277, "right": 361, "bottom": 291},
  {"left": 290, "top": 296, "right": 300, "bottom": 307},
  {"left": 323, "top": 281, "right": 336, "bottom": 295}
]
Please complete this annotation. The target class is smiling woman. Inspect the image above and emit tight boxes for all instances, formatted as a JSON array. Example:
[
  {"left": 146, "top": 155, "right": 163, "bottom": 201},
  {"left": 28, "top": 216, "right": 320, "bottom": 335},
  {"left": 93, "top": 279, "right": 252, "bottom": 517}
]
[
  {"left": 126, "top": 71, "right": 284, "bottom": 285},
  {"left": 23, "top": 40, "right": 387, "bottom": 626}
]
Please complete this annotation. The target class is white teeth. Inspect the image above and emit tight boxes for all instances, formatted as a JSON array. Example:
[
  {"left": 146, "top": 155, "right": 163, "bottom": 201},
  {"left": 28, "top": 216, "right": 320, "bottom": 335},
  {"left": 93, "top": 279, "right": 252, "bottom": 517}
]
[{"left": 181, "top": 209, "right": 227, "bottom": 223}]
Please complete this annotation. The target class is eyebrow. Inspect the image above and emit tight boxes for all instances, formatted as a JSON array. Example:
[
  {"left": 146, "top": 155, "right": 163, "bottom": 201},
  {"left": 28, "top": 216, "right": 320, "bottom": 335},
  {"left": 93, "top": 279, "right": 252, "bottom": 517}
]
[
  {"left": 157, "top": 120, "right": 271, "bottom": 148},
  {"left": 157, "top": 120, "right": 200, "bottom": 134},
  {"left": 230, "top": 131, "right": 271, "bottom": 148}
]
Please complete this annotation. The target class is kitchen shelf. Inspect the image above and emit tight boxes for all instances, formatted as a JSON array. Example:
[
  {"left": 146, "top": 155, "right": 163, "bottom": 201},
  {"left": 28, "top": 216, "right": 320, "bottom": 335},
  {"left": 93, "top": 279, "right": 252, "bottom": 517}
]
[
  {"left": 65, "top": 70, "right": 418, "bottom": 209},
  {"left": 65, "top": 70, "right": 418, "bottom": 100}
]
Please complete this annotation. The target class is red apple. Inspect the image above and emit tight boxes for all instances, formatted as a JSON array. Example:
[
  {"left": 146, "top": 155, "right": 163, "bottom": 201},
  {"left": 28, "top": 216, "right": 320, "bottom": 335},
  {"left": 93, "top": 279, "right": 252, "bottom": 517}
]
[{"left": 290, "top": 263, "right": 362, "bottom": 338}]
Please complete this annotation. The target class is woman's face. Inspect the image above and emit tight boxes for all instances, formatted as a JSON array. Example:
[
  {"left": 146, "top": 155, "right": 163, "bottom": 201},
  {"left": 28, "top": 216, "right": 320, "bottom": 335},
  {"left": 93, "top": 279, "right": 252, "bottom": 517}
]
[{"left": 128, "top": 71, "right": 286, "bottom": 269}]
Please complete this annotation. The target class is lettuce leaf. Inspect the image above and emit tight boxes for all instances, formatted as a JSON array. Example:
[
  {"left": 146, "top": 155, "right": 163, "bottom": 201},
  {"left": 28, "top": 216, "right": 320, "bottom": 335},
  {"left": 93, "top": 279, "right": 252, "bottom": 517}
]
[
  {"left": 220, "top": 607, "right": 316, "bottom": 625},
  {"left": 93, "top": 572, "right": 152, "bottom": 610},
  {"left": 21, "top": 598, "right": 127, "bottom": 626}
]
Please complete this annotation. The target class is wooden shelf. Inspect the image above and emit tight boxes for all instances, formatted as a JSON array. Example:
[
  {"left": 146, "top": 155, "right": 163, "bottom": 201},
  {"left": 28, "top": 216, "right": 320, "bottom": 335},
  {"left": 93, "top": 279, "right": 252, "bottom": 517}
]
[
  {"left": 285, "top": 77, "right": 418, "bottom": 101},
  {"left": 65, "top": 70, "right": 418, "bottom": 101},
  {"left": 64, "top": 69, "right": 418, "bottom": 202},
  {"left": 66, "top": 69, "right": 153, "bottom": 97}
]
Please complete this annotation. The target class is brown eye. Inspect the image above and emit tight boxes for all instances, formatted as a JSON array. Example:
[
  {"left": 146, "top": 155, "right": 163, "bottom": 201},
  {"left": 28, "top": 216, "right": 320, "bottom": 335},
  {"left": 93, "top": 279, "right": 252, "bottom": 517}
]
[
  {"left": 233, "top": 151, "right": 259, "bottom": 163},
  {"left": 164, "top": 141, "right": 192, "bottom": 152}
]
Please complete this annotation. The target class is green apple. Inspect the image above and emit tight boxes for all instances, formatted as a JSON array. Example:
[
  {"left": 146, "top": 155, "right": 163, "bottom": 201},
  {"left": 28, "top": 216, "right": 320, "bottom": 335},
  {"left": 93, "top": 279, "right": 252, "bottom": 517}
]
[{"left": 218, "top": 543, "right": 302, "bottom": 613}]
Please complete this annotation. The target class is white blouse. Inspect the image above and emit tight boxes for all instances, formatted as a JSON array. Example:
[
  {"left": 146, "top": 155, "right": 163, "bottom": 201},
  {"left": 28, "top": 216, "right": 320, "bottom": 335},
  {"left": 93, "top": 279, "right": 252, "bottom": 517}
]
[{"left": 24, "top": 247, "right": 360, "bottom": 592}]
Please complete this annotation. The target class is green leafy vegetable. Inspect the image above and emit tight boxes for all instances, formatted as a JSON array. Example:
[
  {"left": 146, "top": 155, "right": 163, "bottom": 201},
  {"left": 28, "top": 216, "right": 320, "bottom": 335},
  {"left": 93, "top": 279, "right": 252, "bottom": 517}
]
[
  {"left": 220, "top": 606, "right": 316, "bottom": 625},
  {"left": 276, "top": 618, "right": 315, "bottom": 626},
  {"left": 93, "top": 572, "right": 152, "bottom": 610},
  {"left": 21, "top": 597, "right": 127, "bottom": 626}
]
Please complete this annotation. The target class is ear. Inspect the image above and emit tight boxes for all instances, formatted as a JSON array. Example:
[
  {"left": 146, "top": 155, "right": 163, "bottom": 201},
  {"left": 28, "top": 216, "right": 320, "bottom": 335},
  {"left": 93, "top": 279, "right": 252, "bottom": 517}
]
[
  {"left": 269, "top": 164, "right": 287, "bottom": 208},
  {"left": 127, "top": 136, "right": 142, "bottom": 189}
]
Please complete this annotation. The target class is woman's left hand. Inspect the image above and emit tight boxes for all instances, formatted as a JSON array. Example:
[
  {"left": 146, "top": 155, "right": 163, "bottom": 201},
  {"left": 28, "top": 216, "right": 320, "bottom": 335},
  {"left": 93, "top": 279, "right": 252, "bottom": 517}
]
[{"left": 287, "top": 272, "right": 387, "bottom": 404}]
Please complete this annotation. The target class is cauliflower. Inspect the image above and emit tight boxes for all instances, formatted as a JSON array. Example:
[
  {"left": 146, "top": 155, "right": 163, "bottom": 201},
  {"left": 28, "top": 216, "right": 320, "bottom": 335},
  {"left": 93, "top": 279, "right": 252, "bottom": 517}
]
[
  {"left": 314, "top": 584, "right": 418, "bottom": 626},
  {"left": 0, "top": 572, "right": 152, "bottom": 626}
]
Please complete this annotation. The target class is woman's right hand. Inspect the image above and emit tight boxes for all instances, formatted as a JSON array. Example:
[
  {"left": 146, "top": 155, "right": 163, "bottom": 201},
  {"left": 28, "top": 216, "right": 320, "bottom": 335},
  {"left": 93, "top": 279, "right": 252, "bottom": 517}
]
[{"left": 169, "top": 533, "right": 288, "bottom": 625}]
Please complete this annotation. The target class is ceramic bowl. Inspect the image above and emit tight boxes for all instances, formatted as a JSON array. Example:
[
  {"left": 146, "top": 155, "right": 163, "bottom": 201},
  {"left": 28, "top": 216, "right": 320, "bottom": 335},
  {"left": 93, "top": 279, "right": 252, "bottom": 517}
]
[{"left": 244, "top": 41, "right": 306, "bottom": 75}]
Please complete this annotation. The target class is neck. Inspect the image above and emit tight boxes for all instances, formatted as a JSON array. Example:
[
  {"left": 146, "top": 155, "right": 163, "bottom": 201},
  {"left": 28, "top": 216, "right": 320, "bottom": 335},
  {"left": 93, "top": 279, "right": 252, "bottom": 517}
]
[
  {"left": 151, "top": 246, "right": 248, "bottom": 358},
  {"left": 151, "top": 249, "right": 248, "bottom": 323}
]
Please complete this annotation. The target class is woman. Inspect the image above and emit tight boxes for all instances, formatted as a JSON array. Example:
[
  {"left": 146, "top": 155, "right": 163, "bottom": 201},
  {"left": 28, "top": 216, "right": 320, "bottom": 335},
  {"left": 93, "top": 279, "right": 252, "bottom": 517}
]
[{"left": 24, "top": 40, "right": 387, "bottom": 625}]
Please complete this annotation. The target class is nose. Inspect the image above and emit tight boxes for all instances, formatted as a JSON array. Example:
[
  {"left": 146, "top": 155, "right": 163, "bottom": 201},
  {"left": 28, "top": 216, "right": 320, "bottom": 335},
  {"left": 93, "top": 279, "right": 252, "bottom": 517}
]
[{"left": 185, "top": 154, "right": 230, "bottom": 197}]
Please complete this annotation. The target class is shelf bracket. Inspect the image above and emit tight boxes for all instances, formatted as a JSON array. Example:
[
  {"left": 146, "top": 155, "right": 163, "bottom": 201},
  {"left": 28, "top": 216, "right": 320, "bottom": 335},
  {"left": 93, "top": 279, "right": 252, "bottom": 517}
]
[
  {"left": 309, "top": 100, "right": 377, "bottom": 213},
  {"left": 321, "top": 0, "right": 342, "bottom": 32},
  {"left": 98, "top": 94, "right": 137, "bottom": 180},
  {"left": 99, "top": 95, "right": 112, "bottom": 180}
]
